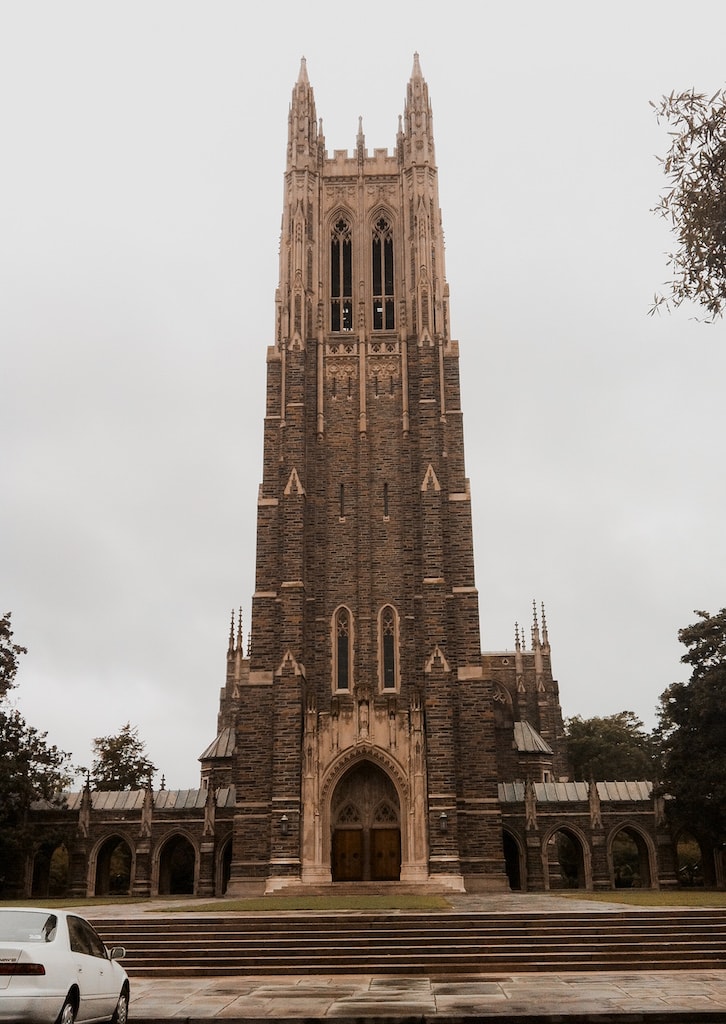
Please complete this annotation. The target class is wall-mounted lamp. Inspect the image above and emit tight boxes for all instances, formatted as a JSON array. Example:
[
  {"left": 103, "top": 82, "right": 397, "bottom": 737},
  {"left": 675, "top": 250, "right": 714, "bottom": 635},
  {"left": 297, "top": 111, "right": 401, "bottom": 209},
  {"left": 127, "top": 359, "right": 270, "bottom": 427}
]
[
  {"left": 280, "top": 814, "right": 289, "bottom": 836},
  {"left": 439, "top": 811, "right": 448, "bottom": 834}
]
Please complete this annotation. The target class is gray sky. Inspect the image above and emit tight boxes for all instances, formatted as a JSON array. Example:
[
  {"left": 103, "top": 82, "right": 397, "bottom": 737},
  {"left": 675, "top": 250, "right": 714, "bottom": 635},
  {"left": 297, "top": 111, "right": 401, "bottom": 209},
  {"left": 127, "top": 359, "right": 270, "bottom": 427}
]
[{"left": 3, "top": 1, "right": 726, "bottom": 788}]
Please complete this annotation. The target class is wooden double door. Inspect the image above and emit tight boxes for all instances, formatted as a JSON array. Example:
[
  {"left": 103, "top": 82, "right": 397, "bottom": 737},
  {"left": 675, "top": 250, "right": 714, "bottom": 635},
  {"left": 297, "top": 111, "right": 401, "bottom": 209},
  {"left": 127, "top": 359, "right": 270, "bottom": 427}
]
[
  {"left": 330, "top": 761, "right": 402, "bottom": 882},
  {"left": 332, "top": 826, "right": 401, "bottom": 881}
]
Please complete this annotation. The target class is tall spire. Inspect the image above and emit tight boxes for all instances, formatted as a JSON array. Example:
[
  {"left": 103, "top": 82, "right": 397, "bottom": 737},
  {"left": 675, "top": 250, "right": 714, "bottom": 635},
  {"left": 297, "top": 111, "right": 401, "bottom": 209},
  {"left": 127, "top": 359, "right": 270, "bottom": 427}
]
[
  {"left": 403, "top": 52, "right": 435, "bottom": 165},
  {"left": 541, "top": 602, "right": 550, "bottom": 651},
  {"left": 236, "top": 607, "right": 244, "bottom": 653},
  {"left": 531, "top": 599, "right": 541, "bottom": 649},
  {"left": 287, "top": 56, "right": 319, "bottom": 171},
  {"left": 356, "top": 115, "right": 366, "bottom": 163}
]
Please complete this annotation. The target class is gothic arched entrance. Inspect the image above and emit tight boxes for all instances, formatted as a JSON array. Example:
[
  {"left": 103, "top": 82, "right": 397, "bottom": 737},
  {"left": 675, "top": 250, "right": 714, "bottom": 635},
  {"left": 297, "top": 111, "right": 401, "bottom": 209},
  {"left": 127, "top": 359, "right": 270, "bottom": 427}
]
[
  {"left": 610, "top": 825, "right": 652, "bottom": 889},
  {"left": 158, "top": 834, "right": 196, "bottom": 895},
  {"left": 330, "top": 761, "right": 401, "bottom": 882},
  {"left": 94, "top": 836, "right": 132, "bottom": 896}
]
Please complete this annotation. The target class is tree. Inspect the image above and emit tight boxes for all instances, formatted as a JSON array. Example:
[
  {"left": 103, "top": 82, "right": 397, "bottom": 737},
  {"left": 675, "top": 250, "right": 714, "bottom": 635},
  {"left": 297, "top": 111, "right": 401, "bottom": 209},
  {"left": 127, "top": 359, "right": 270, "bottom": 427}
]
[
  {"left": 91, "top": 722, "right": 156, "bottom": 791},
  {"left": 0, "top": 619, "right": 72, "bottom": 890},
  {"left": 651, "top": 88, "right": 726, "bottom": 321},
  {"left": 0, "top": 612, "right": 27, "bottom": 699},
  {"left": 657, "top": 609, "right": 726, "bottom": 861},
  {"left": 0, "top": 712, "right": 72, "bottom": 864},
  {"left": 565, "top": 711, "right": 657, "bottom": 782}
]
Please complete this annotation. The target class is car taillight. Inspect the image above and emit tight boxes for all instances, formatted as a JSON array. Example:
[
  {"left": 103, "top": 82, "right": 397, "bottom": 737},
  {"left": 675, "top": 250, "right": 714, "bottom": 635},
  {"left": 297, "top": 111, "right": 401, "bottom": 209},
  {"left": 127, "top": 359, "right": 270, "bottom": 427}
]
[{"left": 0, "top": 963, "right": 46, "bottom": 976}]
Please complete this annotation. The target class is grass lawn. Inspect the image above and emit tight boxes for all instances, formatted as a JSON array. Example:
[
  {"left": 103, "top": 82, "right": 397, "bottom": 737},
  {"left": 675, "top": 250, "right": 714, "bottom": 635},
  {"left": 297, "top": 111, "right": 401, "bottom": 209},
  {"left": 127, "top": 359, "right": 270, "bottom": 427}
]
[
  {"left": 0, "top": 897, "right": 147, "bottom": 909},
  {"left": 163, "top": 895, "right": 451, "bottom": 912},
  {"left": 0, "top": 894, "right": 450, "bottom": 912},
  {"left": 2, "top": 891, "right": 725, "bottom": 911},
  {"left": 555, "top": 889, "right": 726, "bottom": 908}
]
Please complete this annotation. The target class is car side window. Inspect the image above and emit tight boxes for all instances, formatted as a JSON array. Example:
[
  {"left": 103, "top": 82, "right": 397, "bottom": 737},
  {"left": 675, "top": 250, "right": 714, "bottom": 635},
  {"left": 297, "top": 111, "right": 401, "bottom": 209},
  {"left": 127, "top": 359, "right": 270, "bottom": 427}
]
[
  {"left": 81, "top": 920, "right": 108, "bottom": 959},
  {"left": 68, "top": 916, "right": 90, "bottom": 954},
  {"left": 68, "top": 916, "right": 107, "bottom": 958}
]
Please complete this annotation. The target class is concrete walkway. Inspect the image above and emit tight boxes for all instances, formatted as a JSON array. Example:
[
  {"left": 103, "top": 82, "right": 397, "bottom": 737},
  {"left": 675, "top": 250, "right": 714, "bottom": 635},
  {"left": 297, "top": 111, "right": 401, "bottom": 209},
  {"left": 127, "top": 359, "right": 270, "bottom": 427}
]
[
  {"left": 84, "top": 894, "right": 726, "bottom": 1020},
  {"left": 128, "top": 969, "right": 726, "bottom": 1020}
]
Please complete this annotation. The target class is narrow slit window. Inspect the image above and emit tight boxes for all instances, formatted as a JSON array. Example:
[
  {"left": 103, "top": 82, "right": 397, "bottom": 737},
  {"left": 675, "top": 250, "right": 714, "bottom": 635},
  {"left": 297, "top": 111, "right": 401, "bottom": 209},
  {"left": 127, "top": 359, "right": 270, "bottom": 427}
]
[
  {"left": 381, "top": 605, "right": 397, "bottom": 690},
  {"left": 383, "top": 482, "right": 389, "bottom": 518},
  {"left": 339, "top": 483, "right": 345, "bottom": 519},
  {"left": 334, "top": 607, "right": 352, "bottom": 691}
]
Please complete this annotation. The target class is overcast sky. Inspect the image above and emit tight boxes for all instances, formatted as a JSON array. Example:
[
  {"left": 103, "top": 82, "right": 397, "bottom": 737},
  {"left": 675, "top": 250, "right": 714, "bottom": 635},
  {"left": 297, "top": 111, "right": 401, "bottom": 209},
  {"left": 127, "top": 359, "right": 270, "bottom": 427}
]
[{"left": 3, "top": 1, "right": 726, "bottom": 788}]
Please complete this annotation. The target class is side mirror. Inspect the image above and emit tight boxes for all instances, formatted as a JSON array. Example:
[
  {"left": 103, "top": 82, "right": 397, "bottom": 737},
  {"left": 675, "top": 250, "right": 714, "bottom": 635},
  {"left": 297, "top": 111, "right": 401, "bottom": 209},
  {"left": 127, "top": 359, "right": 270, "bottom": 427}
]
[{"left": 108, "top": 946, "right": 126, "bottom": 960}]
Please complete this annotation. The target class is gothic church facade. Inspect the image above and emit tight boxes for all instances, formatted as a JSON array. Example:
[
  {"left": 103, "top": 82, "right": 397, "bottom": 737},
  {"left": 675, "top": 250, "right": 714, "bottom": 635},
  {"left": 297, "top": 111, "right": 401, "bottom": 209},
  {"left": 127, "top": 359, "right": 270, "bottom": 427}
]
[
  {"left": 199, "top": 57, "right": 669, "bottom": 895},
  {"left": 19, "top": 58, "right": 676, "bottom": 901}
]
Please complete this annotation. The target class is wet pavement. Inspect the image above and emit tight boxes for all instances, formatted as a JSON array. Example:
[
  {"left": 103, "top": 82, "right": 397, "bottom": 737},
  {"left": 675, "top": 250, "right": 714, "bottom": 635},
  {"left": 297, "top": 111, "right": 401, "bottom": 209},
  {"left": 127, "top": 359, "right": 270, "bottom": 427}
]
[
  {"left": 128, "top": 969, "right": 726, "bottom": 1020},
  {"left": 85, "top": 893, "right": 726, "bottom": 1021}
]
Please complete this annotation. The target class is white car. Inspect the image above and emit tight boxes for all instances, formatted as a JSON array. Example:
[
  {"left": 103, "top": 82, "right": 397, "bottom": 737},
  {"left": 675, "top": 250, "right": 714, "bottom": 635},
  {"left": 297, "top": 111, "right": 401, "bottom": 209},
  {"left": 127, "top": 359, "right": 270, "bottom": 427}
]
[{"left": 0, "top": 908, "right": 129, "bottom": 1023}]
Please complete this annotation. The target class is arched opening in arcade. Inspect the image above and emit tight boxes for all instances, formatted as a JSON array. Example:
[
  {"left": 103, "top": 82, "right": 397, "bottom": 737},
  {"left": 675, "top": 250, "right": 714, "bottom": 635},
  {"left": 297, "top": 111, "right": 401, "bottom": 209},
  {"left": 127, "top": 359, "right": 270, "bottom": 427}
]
[
  {"left": 330, "top": 760, "right": 401, "bottom": 882},
  {"left": 610, "top": 825, "right": 652, "bottom": 888},
  {"left": 31, "top": 841, "right": 69, "bottom": 899},
  {"left": 94, "top": 836, "right": 132, "bottom": 896},
  {"left": 502, "top": 830, "right": 523, "bottom": 891},
  {"left": 546, "top": 827, "right": 586, "bottom": 889},
  {"left": 158, "top": 834, "right": 196, "bottom": 895},
  {"left": 676, "top": 832, "right": 703, "bottom": 887},
  {"left": 217, "top": 836, "right": 233, "bottom": 896}
]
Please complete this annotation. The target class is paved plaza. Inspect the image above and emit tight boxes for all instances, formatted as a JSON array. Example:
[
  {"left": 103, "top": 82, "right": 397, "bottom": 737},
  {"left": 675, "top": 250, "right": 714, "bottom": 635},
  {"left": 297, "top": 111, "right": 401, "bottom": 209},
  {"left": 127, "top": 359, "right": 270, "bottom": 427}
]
[
  {"left": 128, "top": 969, "right": 726, "bottom": 1020},
  {"left": 87, "top": 894, "right": 726, "bottom": 1021}
]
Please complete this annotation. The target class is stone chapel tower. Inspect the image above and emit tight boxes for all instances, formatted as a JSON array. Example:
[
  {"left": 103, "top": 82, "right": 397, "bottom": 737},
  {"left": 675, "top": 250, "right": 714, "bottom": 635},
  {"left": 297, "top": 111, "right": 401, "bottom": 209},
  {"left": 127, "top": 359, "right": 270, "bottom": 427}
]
[{"left": 222, "top": 56, "right": 509, "bottom": 894}]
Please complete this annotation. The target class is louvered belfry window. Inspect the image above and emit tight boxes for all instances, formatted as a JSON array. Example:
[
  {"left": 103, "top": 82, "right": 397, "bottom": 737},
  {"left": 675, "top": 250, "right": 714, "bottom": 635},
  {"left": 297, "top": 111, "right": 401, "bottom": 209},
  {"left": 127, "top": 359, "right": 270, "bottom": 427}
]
[
  {"left": 372, "top": 217, "right": 395, "bottom": 330},
  {"left": 331, "top": 218, "right": 353, "bottom": 331}
]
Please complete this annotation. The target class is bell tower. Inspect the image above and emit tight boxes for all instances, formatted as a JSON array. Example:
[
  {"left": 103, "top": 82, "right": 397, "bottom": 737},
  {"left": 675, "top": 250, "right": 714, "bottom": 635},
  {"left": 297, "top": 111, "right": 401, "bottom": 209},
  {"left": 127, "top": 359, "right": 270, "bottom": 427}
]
[{"left": 226, "top": 56, "right": 507, "bottom": 894}]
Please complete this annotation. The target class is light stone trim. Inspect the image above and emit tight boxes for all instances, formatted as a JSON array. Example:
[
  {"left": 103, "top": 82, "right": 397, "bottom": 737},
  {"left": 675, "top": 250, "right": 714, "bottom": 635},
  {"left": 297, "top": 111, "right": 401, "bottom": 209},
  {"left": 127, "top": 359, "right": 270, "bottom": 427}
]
[{"left": 247, "top": 670, "right": 274, "bottom": 684}]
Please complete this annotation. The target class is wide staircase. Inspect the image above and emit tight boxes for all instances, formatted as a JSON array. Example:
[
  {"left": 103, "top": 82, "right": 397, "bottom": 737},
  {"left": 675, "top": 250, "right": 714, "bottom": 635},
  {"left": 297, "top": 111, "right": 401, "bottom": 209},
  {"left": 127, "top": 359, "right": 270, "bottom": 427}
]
[{"left": 92, "top": 907, "right": 726, "bottom": 977}]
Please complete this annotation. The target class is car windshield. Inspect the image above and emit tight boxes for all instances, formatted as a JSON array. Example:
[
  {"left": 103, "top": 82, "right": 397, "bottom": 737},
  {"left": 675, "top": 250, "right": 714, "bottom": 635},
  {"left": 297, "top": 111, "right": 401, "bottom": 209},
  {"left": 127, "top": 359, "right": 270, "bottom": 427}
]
[{"left": 0, "top": 911, "right": 58, "bottom": 943}]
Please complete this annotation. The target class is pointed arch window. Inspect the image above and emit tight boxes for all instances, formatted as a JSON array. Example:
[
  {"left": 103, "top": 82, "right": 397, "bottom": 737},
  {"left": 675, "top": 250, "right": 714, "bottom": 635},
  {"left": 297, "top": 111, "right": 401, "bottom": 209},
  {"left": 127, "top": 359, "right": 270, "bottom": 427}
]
[
  {"left": 372, "top": 216, "right": 395, "bottom": 330},
  {"left": 379, "top": 604, "right": 399, "bottom": 691},
  {"left": 333, "top": 606, "right": 353, "bottom": 691},
  {"left": 331, "top": 218, "right": 353, "bottom": 332}
]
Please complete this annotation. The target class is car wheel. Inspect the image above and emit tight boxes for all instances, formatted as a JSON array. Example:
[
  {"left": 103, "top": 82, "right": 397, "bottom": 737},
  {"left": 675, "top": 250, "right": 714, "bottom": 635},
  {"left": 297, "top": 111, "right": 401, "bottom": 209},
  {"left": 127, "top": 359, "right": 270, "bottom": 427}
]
[
  {"left": 57, "top": 997, "right": 76, "bottom": 1024},
  {"left": 111, "top": 987, "right": 129, "bottom": 1024}
]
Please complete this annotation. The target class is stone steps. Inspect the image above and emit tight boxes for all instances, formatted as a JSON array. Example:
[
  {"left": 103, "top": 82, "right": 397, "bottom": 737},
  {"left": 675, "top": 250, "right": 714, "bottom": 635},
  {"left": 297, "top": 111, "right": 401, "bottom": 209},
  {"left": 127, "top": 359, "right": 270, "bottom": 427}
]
[{"left": 92, "top": 909, "right": 726, "bottom": 977}]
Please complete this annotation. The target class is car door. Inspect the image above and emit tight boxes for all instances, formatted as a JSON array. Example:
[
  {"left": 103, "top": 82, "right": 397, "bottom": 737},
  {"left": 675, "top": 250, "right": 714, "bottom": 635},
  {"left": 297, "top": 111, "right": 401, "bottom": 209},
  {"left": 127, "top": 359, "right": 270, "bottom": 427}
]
[{"left": 66, "top": 916, "right": 116, "bottom": 1021}]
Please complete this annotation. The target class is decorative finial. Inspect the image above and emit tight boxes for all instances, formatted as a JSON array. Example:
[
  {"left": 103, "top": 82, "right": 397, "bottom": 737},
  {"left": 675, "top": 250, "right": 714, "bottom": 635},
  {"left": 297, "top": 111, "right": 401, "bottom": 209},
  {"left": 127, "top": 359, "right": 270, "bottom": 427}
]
[
  {"left": 531, "top": 599, "right": 541, "bottom": 648},
  {"left": 159, "top": 774, "right": 166, "bottom": 791},
  {"left": 514, "top": 622, "right": 521, "bottom": 652},
  {"left": 228, "top": 609, "right": 235, "bottom": 653},
  {"left": 541, "top": 602, "right": 549, "bottom": 647},
  {"left": 236, "top": 607, "right": 243, "bottom": 652}
]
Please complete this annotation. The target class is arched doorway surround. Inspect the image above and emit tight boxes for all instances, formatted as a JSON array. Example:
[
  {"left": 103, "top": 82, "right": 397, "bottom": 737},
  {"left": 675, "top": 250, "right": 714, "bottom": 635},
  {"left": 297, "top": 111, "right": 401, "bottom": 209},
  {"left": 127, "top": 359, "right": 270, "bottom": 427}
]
[{"left": 298, "top": 701, "right": 431, "bottom": 888}]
